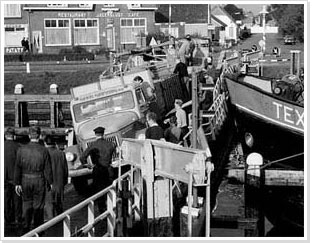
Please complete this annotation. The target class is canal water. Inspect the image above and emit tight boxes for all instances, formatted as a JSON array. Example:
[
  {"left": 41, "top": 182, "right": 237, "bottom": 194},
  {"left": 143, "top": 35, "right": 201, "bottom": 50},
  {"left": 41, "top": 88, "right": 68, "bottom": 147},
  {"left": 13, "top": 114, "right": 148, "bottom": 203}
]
[{"left": 4, "top": 131, "right": 304, "bottom": 238}]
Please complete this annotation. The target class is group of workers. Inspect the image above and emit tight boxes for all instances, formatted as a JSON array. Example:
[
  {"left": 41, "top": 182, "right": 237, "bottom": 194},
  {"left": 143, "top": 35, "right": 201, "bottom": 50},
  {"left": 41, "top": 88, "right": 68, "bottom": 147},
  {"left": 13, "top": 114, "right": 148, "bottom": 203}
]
[
  {"left": 145, "top": 98, "right": 189, "bottom": 145},
  {"left": 4, "top": 126, "right": 68, "bottom": 235}
]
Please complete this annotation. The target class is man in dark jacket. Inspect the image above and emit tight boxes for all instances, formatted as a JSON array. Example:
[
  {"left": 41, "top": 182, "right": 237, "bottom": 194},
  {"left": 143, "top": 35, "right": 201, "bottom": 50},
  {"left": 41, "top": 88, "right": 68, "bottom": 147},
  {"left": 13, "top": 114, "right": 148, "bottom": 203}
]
[
  {"left": 44, "top": 135, "right": 69, "bottom": 220},
  {"left": 4, "top": 127, "right": 22, "bottom": 225},
  {"left": 14, "top": 126, "right": 53, "bottom": 233},
  {"left": 174, "top": 58, "right": 190, "bottom": 95},
  {"left": 80, "top": 126, "right": 116, "bottom": 213},
  {"left": 145, "top": 112, "right": 164, "bottom": 140}
]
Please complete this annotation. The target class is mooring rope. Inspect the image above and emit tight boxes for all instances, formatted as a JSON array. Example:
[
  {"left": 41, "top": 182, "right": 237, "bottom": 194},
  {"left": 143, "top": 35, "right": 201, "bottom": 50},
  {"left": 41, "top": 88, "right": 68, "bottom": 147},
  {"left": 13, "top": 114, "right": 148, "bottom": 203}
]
[
  {"left": 227, "top": 152, "right": 304, "bottom": 170},
  {"left": 259, "top": 152, "right": 304, "bottom": 170}
]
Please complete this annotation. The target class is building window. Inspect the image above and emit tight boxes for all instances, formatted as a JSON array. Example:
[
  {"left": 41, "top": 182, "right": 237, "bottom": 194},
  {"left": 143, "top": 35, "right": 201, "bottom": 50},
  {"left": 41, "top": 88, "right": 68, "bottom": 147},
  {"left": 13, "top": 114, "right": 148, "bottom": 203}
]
[
  {"left": 104, "top": 4, "right": 115, "bottom": 7},
  {"left": 128, "top": 4, "right": 141, "bottom": 8},
  {"left": 78, "top": 4, "right": 93, "bottom": 8},
  {"left": 4, "top": 24, "right": 28, "bottom": 47},
  {"left": 44, "top": 19, "right": 71, "bottom": 46},
  {"left": 4, "top": 4, "right": 21, "bottom": 18},
  {"left": 47, "top": 4, "right": 68, "bottom": 8},
  {"left": 74, "top": 19, "right": 99, "bottom": 45},
  {"left": 120, "top": 18, "right": 146, "bottom": 44},
  {"left": 229, "top": 27, "right": 234, "bottom": 38}
]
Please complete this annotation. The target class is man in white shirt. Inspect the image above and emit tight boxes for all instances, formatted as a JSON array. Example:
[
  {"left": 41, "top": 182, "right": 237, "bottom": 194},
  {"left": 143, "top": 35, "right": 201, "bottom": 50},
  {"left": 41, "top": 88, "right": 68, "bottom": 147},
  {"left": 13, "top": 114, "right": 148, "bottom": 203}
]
[{"left": 174, "top": 99, "right": 189, "bottom": 145}]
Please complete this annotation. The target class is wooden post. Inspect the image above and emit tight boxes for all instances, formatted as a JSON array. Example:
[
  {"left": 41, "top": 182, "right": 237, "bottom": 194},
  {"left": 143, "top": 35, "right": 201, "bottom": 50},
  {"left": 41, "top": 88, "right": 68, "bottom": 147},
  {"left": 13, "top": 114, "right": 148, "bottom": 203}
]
[
  {"left": 14, "top": 101, "right": 19, "bottom": 127},
  {"left": 187, "top": 171, "right": 193, "bottom": 237},
  {"left": 141, "top": 140, "right": 154, "bottom": 235},
  {"left": 205, "top": 171, "right": 211, "bottom": 237},
  {"left": 191, "top": 69, "right": 198, "bottom": 208},
  {"left": 290, "top": 50, "right": 301, "bottom": 76},
  {"left": 290, "top": 51, "right": 294, "bottom": 75},
  {"left": 50, "top": 101, "right": 55, "bottom": 129}
]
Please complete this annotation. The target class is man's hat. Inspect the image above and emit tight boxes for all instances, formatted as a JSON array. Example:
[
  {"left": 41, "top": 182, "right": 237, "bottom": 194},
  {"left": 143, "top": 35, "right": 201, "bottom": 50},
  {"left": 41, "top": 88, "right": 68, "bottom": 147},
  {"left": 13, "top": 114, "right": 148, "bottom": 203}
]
[
  {"left": 93, "top": 126, "right": 105, "bottom": 134},
  {"left": 5, "top": 127, "right": 15, "bottom": 135},
  {"left": 29, "top": 126, "right": 41, "bottom": 135},
  {"left": 186, "top": 34, "right": 191, "bottom": 40}
]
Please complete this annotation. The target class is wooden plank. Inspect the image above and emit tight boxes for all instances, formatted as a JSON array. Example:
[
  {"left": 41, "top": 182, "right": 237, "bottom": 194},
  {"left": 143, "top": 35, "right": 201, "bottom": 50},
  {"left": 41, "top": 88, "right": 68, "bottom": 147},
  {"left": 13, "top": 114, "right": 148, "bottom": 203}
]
[
  {"left": 154, "top": 178, "right": 172, "bottom": 218},
  {"left": 228, "top": 168, "right": 304, "bottom": 186},
  {"left": 4, "top": 94, "right": 71, "bottom": 102},
  {"left": 264, "top": 170, "right": 304, "bottom": 186},
  {"left": 142, "top": 140, "right": 154, "bottom": 219}
]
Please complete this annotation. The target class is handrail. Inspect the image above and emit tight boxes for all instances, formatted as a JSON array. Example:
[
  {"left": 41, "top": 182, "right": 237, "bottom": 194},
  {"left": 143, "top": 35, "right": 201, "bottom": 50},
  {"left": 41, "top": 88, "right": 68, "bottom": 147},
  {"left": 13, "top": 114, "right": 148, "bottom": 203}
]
[{"left": 23, "top": 167, "right": 139, "bottom": 237}]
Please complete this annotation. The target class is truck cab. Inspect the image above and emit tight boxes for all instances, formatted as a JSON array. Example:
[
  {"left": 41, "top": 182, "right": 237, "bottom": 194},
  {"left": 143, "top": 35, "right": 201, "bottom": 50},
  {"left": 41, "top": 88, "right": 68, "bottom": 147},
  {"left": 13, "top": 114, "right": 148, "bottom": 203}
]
[{"left": 64, "top": 70, "right": 154, "bottom": 191}]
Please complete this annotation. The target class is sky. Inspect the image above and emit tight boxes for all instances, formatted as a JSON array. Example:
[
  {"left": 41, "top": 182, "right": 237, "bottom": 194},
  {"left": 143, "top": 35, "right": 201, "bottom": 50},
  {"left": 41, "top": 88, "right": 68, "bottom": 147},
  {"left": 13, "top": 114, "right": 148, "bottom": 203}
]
[{"left": 236, "top": 4, "right": 266, "bottom": 14}]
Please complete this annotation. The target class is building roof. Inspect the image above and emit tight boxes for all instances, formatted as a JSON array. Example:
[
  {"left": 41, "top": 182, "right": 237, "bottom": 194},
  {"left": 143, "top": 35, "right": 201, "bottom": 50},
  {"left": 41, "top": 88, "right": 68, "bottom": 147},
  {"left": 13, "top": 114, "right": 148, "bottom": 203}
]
[
  {"left": 156, "top": 4, "right": 209, "bottom": 24},
  {"left": 210, "top": 15, "right": 227, "bottom": 27},
  {"left": 210, "top": 5, "right": 236, "bottom": 23}
]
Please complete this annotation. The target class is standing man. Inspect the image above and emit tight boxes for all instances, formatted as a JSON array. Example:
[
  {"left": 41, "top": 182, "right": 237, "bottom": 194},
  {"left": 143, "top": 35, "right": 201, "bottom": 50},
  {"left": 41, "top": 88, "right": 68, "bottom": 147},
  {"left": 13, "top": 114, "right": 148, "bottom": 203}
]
[
  {"left": 14, "top": 126, "right": 53, "bottom": 233},
  {"left": 80, "top": 127, "right": 116, "bottom": 213},
  {"left": 25, "top": 38, "right": 30, "bottom": 52},
  {"left": 145, "top": 112, "right": 164, "bottom": 140},
  {"left": 164, "top": 116, "right": 181, "bottom": 144},
  {"left": 179, "top": 35, "right": 194, "bottom": 66},
  {"left": 173, "top": 58, "right": 190, "bottom": 95},
  {"left": 21, "top": 37, "right": 26, "bottom": 52},
  {"left": 4, "top": 127, "right": 22, "bottom": 226},
  {"left": 174, "top": 99, "right": 189, "bottom": 145},
  {"left": 43, "top": 135, "right": 69, "bottom": 220}
]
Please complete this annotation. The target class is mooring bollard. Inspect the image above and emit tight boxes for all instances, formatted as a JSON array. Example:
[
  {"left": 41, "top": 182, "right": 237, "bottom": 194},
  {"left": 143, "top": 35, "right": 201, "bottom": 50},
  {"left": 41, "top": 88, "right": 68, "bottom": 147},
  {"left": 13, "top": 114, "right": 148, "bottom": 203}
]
[
  {"left": 244, "top": 152, "right": 265, "bottom": 236},
  {"left": 246, "top": 152, "right": 263, "bottom": 178},
  {"left": 26, "top": 62, "right": 30, "bottom": 73},
  {"left": 14, "top": 84, "right": 24, "bottom": 95}
]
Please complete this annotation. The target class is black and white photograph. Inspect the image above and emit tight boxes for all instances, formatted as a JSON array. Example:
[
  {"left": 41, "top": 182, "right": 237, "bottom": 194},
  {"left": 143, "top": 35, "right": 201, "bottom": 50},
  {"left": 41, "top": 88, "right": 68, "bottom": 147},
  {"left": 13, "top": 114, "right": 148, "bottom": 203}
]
[{"left": 1, "top": 1, "right": 310, "bottom": 241}]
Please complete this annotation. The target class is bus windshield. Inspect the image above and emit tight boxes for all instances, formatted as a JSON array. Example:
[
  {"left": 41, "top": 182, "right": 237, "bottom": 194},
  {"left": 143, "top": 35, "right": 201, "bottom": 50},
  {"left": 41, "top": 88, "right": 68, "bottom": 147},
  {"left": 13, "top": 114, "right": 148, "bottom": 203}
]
[{"left": 73, "top": 91, "right": 135, "bottom": 123}]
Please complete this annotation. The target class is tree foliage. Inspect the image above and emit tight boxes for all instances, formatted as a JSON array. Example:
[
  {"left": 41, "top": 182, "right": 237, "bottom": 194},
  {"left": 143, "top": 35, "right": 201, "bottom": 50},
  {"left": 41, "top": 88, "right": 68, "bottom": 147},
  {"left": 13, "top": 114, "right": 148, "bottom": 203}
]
[
  {"left": 224, "top": 4, "right": 244, "bottom": 21},
  {"left": 268, "top": 4, "right": 304, "bottom": 42}
]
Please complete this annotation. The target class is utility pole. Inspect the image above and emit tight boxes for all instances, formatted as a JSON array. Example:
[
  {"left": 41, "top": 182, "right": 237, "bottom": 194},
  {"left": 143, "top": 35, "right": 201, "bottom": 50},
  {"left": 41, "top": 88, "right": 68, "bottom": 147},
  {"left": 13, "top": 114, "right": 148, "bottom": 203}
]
[
  {"left": 28, "top": 10, "right": 32, "bottom": 53},
  {"left": 168, "top": 4, "right": 171, "bottom": 39},
  {"left": 191, "top": 69, "right": 198, "bottom": 208},
  {"left": 260, "top": 5, "right": 268, "bottom": 55}
]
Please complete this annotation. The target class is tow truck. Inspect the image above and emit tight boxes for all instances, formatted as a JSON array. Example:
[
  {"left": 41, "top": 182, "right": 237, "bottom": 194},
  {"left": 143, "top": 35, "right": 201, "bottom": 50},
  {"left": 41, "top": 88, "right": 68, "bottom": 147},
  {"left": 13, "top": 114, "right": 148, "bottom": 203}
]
[{"left": 64, "top": 48, "right": 190, "bottom": 192}]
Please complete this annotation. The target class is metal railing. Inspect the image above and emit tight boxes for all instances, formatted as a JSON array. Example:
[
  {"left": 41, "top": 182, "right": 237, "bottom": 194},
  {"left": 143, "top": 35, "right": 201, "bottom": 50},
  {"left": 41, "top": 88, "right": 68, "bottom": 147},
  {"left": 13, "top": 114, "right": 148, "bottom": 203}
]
[{"left": 23, "top": 165, "right": 142, "bottom": 237}]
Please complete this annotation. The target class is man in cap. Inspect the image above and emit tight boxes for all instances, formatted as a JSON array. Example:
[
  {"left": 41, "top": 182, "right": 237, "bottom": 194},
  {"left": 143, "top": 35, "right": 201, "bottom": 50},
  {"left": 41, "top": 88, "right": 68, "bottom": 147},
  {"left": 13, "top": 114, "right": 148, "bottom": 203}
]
[
  {"left": 80, "top": 126, "right": 116, "bottom": 213},
  {"left": 14, "top": 126, "right": 53, "bottom": 233},
  {"left": 4, "top": 127, "right": 22, "bottom": 226},
  {"left": 43, "top": 135, "right": 68, "bottom": 221}
]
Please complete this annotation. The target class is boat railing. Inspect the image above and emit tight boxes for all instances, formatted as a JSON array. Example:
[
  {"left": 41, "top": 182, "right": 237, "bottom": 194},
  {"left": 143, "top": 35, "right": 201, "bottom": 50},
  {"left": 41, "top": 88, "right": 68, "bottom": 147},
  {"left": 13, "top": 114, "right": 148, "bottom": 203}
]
[{"left": 22, "top": 165, "right": 142, "bottom": 237}]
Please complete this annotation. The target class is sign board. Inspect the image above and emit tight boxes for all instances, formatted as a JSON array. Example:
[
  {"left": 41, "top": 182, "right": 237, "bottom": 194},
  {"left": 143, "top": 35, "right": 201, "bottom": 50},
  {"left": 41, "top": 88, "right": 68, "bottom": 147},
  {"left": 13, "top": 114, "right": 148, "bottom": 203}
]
[
  {"left": 149, "top": 37, "right": 158, "bottom": 46},
  {"left": 258, "top": 39, "right": 265, "bottom": 48},
  {"left": 5, "top": 47, "right": 24, "bottom": 53}
]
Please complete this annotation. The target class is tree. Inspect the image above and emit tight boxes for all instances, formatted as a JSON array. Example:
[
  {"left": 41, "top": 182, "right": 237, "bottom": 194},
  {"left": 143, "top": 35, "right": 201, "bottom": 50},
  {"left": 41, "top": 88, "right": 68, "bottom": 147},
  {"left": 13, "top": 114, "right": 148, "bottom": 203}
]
[
  {"left": 268, "top": 4, "right": 304, "bottom": 42},
  {"left": 224, "top": 4, "right": 244, "bottom": 21}
]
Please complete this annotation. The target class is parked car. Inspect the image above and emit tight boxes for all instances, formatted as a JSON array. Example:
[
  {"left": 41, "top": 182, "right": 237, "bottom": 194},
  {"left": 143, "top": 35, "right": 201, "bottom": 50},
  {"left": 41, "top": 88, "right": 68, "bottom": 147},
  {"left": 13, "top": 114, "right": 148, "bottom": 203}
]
[{"left": 284, "top": 35, "right": 297, "bottom": 45}]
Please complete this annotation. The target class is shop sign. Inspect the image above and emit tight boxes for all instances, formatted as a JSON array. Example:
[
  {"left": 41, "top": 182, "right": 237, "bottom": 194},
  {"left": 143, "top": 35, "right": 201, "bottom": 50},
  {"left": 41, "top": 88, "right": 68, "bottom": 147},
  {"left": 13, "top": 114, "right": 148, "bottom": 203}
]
[
  {"left": 57, "top": 12, "right": 140, "bottom": 19},
  {"left": 5, "top": 47, "right": 24, "bottom": 53}
]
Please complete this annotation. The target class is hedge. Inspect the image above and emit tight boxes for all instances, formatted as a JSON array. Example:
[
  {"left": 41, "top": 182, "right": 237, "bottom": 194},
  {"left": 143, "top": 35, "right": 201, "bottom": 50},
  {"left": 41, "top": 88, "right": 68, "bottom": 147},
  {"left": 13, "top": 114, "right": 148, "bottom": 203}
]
[{"left": 4, "top": 53, "right": 95, "bottom": 62}]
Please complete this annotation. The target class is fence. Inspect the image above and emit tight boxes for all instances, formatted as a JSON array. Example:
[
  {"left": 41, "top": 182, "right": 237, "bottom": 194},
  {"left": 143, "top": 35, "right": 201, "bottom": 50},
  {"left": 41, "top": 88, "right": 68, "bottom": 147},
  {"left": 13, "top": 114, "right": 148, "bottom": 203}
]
[{"left": 23, "top": 166, "right": 142, "bottom": 237}]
